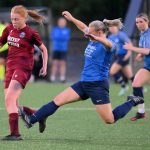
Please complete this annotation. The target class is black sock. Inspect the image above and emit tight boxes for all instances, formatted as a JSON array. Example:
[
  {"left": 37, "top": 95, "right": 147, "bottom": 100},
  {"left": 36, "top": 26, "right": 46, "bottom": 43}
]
[
  {"left": 30, "top": 101, "right": 59, "bottom": 124},
  {"left": 133, "top": 87, "right": 144, "bottom": 98}
]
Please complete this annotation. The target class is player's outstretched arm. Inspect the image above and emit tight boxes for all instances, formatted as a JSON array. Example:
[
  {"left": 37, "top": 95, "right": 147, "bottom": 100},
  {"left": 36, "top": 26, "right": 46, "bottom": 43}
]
[
  {"left": 62, "top": 11, "right": 88, "bottom": 33},
  {"left": 85, "top": 34, "right": 113, "bottom": 49},
  {"left": 124, "top": 43, "right": 150, "bottom": 55}
]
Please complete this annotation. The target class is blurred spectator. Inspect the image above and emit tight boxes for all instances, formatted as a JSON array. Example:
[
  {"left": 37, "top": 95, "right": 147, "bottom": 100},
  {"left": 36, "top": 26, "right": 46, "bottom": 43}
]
[
  {"left": 0, "top": 21, "right": 8, "bottom": 81},
  {"left": 50, "top": 17, "right": 71, "bottom": 82}
]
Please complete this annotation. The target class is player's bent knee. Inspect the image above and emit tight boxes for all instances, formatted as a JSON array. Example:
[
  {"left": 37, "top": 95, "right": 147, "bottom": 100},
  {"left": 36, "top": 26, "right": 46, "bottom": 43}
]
[
  {"left": 104, "top": 120, "right": 114, "bottom": 124},
  {"left": 110, "top": 70, "right": 115, "bottom": 76},
  {"left": 102, "top": 117, "right": 115, "bottom": 124},
  {"left": 132, "top": 81, "right": 141, "bottom": 87}
]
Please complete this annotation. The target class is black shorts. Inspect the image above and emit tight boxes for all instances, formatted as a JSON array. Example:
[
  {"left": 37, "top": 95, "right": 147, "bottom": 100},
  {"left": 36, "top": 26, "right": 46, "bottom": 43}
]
[
  {"left": 0, "top": 50, "right": 8, "bottom": 59},
  {"left": 52, "top": 51, "right": 67, "bottom": 60},
  {"left": 71, "top": 80, "right": 110, "bottom": 105},
  {"left": 115, "top": 55, "right": 129, "bottom": 67}
]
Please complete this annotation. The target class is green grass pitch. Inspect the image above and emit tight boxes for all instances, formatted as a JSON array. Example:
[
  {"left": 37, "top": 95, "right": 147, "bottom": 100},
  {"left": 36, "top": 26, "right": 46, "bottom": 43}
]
[{"left": 0, "top": 82, "right": 150, "bottom": 150}]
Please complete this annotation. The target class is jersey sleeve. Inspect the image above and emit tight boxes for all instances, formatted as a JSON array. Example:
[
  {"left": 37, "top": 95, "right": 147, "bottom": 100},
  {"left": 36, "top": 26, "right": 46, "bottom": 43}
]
[
  {"left": 119, "top": 32, "right": 130, "bottom": 43},
  {"left": 0, "top": 26, "right": 9, "bottom": 46},
  {"left": 32, "top": 31, "right": 43, "bottom": 47},
  {"left": 107, "top": 38, "right": 118, "bottom": 52},
  {"left": 143, "top": 34, "right": 150, "bottom": 48}
]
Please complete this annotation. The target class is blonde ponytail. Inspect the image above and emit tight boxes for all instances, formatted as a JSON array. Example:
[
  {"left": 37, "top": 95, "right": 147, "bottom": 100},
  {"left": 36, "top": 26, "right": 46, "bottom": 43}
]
[
  {"left": 27, "top": 10, "right": 45, "bottom": 24},
  {"left": 103, "top": 18, "right": 123, "bottom": 29}
]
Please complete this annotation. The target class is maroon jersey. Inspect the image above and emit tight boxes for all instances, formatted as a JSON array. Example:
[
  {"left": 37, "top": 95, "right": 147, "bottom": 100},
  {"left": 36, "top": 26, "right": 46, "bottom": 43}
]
[{"left": 0, "top": 24, "right": 42, "bottom": 71}]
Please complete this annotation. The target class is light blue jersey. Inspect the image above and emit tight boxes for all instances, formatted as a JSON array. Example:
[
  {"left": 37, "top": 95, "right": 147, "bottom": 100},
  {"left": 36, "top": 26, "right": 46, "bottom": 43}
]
[
  {"left": 81, "top": 41, "right": 116, "bottom": 81},
  {"left": 50, "top": 27, "right": 70, "bottom": 52},
  {"left": 139, "top": 28, "right": 150, "bottom": 70},
  {"left": 108, "top": 31, "right": 130, "bottom": 55}
]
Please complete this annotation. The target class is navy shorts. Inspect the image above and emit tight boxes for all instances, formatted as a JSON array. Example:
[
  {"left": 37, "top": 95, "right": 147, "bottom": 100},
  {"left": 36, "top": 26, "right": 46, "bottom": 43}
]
[
  {"left": 0, "top": 50, "right": 8, "bottom": 59},
  {"left": 115, "top": 55, "right": 130, "bottom": 67},
  {"left": 144, "top": 67, "right": 150, "bottom": 72},
  {"left": 71, "top": 80, "right": 110, "bottom": 105},
  {"left": 52, "top": 51, "right": 67, "bottom": 60}
]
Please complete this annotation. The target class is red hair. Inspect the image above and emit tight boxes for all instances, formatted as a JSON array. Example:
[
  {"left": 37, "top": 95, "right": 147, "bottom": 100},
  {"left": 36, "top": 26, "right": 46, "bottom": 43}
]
[{"left": 11, "top": 5, "right": 45, "bottom": 24}]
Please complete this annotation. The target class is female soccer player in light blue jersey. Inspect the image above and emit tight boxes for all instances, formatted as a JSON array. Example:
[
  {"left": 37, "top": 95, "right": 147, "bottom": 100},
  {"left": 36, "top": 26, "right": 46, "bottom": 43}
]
[
  {"left": 104, "top": 19, "right": 134, "bottom": 96},
  {"left": 19, "top": 11, "right": 143, "bottom": 132},
  {"left": 124, "top": 13, "right": 150, "bottom": 121}
]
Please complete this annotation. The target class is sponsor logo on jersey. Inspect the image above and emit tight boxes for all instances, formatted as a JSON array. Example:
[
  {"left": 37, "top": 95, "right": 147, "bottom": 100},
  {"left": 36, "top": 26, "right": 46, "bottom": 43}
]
[
  {"left": 19, "top": 32, "right": 25, "bottom": 38},
  {"left": 7, "top": 36, "right": 20, "bottom": 47},
  {"left": 85, "top": 44, "right": 96, "bottom": 58}
]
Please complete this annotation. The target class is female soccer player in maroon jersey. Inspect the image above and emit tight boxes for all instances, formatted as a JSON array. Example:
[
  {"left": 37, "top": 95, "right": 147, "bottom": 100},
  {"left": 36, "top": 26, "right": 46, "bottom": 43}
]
[{"left": 0, "top": 5, "right": 48, "bottom": 140}]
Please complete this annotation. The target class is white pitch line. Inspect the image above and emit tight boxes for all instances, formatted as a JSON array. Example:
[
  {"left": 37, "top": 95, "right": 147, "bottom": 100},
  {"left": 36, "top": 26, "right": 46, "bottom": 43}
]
[
  {"left": 0, "top": 107, "right": 95, "bottom": 111},
  {"left": 0, "top": 107, "right": 150, "bottom": 111}
]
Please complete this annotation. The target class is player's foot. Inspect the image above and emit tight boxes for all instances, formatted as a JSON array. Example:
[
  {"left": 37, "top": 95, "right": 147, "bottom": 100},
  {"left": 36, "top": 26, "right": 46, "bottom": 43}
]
[
  {"left": 18, "top": 106, "right": 32, "bottom": 128},
  {"left": 118, "top": 86, "right": 128, "bottom": 96},
  {"left": 1, "top": 134, "right": 23, "bottom": 141},
  {"left": 39, "top": 117, "right": 47, "bottom": 133},
  {"left": 60, "top": 79, "right": 66, "bottom": 83},
  {"left": 127, "top": 95, "right": 144, "bottom": 106},
  {"left": 130, "top": 112, "right": 147, "bottom": 121},
  {"left": 143, "top": 87, "right": 148, "bottom": 93}
]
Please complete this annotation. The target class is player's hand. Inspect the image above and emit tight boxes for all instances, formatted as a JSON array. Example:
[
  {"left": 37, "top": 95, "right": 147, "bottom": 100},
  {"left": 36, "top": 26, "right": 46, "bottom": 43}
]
[
  {"left": 123, "top": 54, "right": 130, "bottom": 61},
  {"left": 39, "top": 67, "right": 47, "bottom": 77},
  {"left": 62, "top": 11, "right": 73, "bottom": 21},
  {"left": 135, "top": 53, "right": 143, "bottom": 62},
  {"left": 123, "top": 43, "right": 133, "bottom": 51}
]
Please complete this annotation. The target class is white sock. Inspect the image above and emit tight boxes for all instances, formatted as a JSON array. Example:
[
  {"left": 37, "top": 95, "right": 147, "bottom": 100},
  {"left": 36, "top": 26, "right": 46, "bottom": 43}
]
[
  {"left": 60, "top": 76, "right": 65, "bottom": 81},
  {"left": 138, "top": 103, "right": 145, "bottom": 114},
  {"left": 50, "top": 76, "right": 56, "bottom": 81}
]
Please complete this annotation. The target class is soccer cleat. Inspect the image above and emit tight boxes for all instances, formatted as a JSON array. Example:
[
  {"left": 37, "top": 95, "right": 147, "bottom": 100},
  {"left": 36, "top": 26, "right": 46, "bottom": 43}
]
[
  {"left": 18, "top": 107, "right": 32, "bottom": 128},
  {"left": 1, "top": 134, "right": 23, "bottom": 141},
  {"left": 127, "top": 95, "right": 144, "bottom": 106},
  {"left": 39, "top": 117, "right": 47, "bottom": 133},
  {"left": 130, "top": 112, "right": 147, "bottom": 121}
]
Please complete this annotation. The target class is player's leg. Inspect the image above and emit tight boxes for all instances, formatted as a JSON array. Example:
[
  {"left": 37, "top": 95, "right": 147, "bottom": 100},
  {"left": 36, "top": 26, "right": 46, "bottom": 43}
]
[
  {"left": 122, "top": 65, "right": 134, "bottom": 82},
  {"left": 19, "top": 87, "right": 80, "bottom": 126},
  {"left": 32, "top": 86, "right": 80, "bottom": 122},
  {"left": 95, "top": 95, "right": 144, "bottom": 124},
  {"left": 110, "top": 62, "right": 122, "bottom": 76},
  {"left": 96, "top": 104, "right": 114, "bottom": 123},
  {"left": 110, "top": 63, "right": 127, "bottom": 96},
  {"left": 21, "top": 106, "right": 36, "bottom": 115},
  {"left": 18, "top": 81, "right": 88, "bottom": 130},
  {"left": 130, "top": 68, "right": 150, "bottom": 121},
  {"left": 110, "top": 63, "right": 125, "bottom": 87},
  {"left": 2, "top": 69, "right": 32, "bottom": 140},
  {"left": 2, "top": 80, "right": 23, "bottom": 140},
  {"left": 85, "top": 80, "right": 144, "bottom": 123}
]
